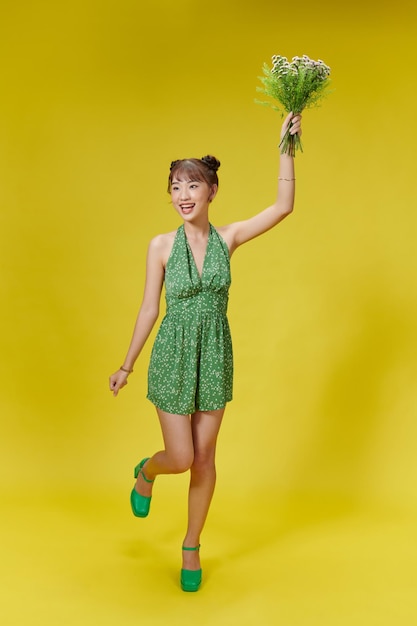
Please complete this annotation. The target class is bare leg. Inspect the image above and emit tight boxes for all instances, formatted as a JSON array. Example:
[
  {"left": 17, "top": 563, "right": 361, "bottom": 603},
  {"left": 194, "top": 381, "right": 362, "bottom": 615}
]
[
  {"left": 133, "top": 408, "right": 193, "bottom": 498},
  {"left": 182, "top": 408, "right": 225, "bottom": 571}
]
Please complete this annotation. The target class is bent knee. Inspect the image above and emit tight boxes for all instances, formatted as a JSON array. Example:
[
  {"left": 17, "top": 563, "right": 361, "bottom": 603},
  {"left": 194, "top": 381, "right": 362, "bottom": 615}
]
[{"left": 169, "top": 451, "right": 194, "bottom": 474}]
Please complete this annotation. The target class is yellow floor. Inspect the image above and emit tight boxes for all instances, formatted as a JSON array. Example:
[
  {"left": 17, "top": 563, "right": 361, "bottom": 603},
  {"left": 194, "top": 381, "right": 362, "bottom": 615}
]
[{"left": 2, "top": 484, "right": 416, "bottom": 625}]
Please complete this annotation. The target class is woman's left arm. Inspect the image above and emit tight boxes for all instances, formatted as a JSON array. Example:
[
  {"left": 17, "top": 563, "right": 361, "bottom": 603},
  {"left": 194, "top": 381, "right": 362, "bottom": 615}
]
[{"left": 222, "top": 112, "right": 302, "bottom": 253}]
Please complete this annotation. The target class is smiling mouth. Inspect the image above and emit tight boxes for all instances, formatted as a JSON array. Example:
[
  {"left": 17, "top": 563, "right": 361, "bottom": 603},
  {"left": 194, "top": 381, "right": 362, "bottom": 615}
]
[{"left": 180, "top": 204, "right": 195, "bottom": 214}]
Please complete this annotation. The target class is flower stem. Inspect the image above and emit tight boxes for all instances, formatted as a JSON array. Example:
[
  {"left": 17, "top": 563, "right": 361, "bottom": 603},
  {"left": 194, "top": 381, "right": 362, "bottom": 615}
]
[{"left": 279, "top": 125, "right": 303, "bottom": 156}]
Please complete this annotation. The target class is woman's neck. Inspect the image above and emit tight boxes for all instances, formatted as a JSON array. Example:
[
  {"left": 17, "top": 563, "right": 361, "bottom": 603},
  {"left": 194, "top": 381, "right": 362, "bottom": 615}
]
[{"left": 183, "top": 218, "right": 210, "bottom": 240}]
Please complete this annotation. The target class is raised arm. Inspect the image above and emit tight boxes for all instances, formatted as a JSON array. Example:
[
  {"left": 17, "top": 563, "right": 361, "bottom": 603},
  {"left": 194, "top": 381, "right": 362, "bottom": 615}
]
[
  {"left": 109, "top": 235, "right": 166, "bottom": 396},
  {"left": 220, "top": 112, "right": 302, "bottom": 254}
]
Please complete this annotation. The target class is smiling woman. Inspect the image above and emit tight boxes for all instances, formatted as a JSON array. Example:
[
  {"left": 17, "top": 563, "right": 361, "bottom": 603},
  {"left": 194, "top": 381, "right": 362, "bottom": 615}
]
[
  {"left": 108, "top": 111, "right": 302, "bottom": 592},
  {"left": 2, "top": 0, "right": 417, "bottom": 620},
  {"left": 169, "top": 158, "right": 219, "bottom": 223}
]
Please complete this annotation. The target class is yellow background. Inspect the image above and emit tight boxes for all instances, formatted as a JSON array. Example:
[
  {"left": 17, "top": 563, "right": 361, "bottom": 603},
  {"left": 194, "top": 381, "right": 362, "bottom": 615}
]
[{"left": 1, "top": 0, "right": 417, "bottom": 624}]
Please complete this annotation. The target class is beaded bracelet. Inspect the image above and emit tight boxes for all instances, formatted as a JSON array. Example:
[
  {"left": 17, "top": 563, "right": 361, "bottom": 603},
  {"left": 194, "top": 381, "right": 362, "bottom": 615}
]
[
  {"left": 120, "top": 365, "right": 133, "bottom": 374},
  {"left": 278, "top": 177, "right": 296, "bottom": 181}
]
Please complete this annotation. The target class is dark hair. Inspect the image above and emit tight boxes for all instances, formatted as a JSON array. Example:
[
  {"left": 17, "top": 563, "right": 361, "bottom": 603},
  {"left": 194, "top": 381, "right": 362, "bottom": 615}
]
[{"left": 167, "top": 155, "right": 221, "bottom": 192}]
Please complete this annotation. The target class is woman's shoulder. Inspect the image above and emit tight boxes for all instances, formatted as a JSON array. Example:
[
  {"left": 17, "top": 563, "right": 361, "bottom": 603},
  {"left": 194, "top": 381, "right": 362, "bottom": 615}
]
[
  {"left": 150, "top": 227, "right": 179, "bottom": 248},
  {"left": 148, "top": 229, "right": 179, "bottom": 266}
]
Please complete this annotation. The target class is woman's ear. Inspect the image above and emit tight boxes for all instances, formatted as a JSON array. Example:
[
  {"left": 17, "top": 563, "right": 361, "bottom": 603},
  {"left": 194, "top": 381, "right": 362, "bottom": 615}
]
[{"left": 208, "top": 184, "right": 218, "bottom": 203}]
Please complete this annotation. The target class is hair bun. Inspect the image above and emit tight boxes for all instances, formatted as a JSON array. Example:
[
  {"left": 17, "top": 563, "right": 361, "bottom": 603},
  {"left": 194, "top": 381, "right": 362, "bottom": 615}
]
[
  {"left": 170, "top": 160, "right": 180, "bottom": 171},
  {"left": 201, "top": 155, "right": 221, "bottom": 172}
]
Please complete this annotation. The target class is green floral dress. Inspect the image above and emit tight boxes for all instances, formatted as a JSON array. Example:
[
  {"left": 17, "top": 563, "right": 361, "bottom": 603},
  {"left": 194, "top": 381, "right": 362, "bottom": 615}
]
[{"left": 147, "top": 223, "right": 233, "bottom": 415}]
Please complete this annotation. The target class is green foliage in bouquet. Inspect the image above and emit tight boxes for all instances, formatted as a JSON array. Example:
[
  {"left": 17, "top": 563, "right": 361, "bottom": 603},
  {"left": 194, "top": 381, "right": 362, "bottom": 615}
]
[{"left": 257, "top": 55, "right": 331, "bottom": 156}]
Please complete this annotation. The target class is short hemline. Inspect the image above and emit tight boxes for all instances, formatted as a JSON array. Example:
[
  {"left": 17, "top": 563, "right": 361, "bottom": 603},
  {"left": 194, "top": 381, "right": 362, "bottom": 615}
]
[{"left": 146, "top": 394, "right": 232, "bottom": 416}]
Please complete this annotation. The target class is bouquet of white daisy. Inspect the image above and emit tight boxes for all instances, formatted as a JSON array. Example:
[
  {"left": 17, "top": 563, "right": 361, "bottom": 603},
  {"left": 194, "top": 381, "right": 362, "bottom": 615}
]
[{"left": 257, "top": 54, "right": 331, "bottom": 156}]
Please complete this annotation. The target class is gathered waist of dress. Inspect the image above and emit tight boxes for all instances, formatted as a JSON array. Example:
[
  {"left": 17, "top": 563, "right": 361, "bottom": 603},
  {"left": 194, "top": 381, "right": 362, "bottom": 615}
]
[{"left": 166, "top": 290, "right": 228, "bottom": 317}]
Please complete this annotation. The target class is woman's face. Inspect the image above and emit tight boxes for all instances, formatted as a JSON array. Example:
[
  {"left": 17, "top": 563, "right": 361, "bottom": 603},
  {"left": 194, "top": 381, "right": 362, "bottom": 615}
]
[{"left": 170, "top": 177, "right": 217, "bottom": 221}]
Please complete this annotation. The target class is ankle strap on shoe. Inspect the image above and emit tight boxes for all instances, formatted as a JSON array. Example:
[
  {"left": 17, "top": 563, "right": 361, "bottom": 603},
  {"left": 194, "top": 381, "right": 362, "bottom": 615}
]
[
  {"left": 182, "top": 544, "right": 200, "bottom": 552},
  {"left": 140, "top": 468, "right": 154, "bottom": 484}
]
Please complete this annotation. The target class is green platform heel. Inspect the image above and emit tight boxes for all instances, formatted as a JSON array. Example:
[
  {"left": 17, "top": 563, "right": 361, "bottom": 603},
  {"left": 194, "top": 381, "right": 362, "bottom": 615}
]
[
  {"left": 130, "top": 457, "right": 154, "bottom": 518},
  {"left": 181, "top": 545, "right": 202, "bottom": 592}
]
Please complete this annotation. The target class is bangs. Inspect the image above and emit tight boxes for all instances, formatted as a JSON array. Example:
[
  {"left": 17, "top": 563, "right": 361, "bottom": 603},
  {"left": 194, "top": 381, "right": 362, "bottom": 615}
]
[
  {"left": 171, "top": 161, "right": 206, "bottom": 184},
  {"left": 167, "top": 157, "right": 219, "bottom": 193}
]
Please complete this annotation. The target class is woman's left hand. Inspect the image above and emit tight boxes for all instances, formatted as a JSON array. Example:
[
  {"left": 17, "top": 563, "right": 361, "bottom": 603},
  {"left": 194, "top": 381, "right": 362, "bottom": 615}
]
[{"left": 280, "top": 112, "right": 302, "bottom": 141}]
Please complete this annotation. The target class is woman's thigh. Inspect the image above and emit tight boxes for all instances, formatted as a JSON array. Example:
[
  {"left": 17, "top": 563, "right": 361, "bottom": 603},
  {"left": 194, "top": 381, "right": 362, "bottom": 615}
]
[
  {"left": 156, "top": 408, "right": 194, "bottom": 469},
  {"left": 191, "top": 408, "right": 225, "bottom": 461}
]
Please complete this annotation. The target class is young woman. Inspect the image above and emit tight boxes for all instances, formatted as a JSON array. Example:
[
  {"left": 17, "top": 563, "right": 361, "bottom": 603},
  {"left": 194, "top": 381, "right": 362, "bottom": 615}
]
[{"left": 109, "top": 112, "right": 302, "bottom": 592}]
